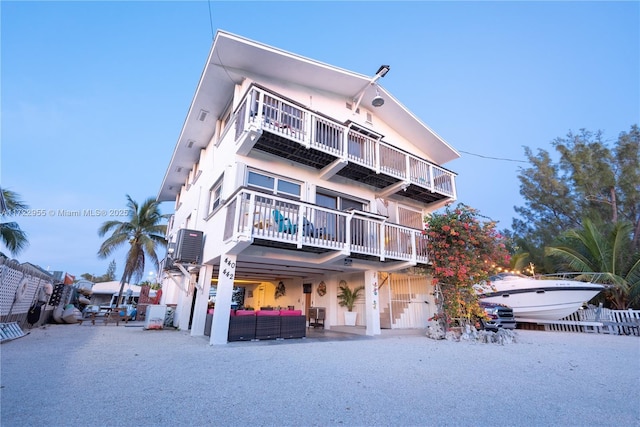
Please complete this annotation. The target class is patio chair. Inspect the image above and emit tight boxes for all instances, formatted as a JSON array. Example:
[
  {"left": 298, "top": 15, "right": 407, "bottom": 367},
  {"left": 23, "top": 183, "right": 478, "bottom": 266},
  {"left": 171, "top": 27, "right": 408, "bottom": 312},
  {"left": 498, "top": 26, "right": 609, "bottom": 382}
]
[
  {"left": 255, "top": 310, "right": 281, "bottom": 340},
  {"left": 228, "top": 311, "right": 257, "bottom": 341},
  {"left": 272, "top": 209, "right": 298, "bottom": 234},
  {"left": 279, "top": 310, "right": 306, "bottom": 339}
]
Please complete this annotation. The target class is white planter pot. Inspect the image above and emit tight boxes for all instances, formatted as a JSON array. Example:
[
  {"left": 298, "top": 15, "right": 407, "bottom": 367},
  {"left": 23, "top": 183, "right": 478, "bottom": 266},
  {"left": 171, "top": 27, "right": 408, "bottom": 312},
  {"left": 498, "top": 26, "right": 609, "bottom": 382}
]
[{"left": 344, "top": 311, "right": 357, "bottom": 326}]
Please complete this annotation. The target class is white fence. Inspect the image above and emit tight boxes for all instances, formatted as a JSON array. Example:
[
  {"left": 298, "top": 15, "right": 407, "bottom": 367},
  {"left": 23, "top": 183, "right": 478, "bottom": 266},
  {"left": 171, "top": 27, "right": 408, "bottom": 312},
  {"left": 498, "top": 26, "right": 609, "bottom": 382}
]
[
  {"left": 0, "top": 255, "right": 54, "bottom": 330},
  {"left": 539, "top": 306, "right": 640, "bottom": 336}
]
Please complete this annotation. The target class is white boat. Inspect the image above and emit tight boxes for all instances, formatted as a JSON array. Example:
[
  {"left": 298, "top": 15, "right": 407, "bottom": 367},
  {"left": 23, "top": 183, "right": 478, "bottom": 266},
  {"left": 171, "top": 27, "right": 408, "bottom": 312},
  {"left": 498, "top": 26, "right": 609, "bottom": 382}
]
[
  {"left": 62, "top": 305, "right": 83, "bottom": 324},
  {"left": 474, "top": 273, "right": 605, "bottom": 321}
]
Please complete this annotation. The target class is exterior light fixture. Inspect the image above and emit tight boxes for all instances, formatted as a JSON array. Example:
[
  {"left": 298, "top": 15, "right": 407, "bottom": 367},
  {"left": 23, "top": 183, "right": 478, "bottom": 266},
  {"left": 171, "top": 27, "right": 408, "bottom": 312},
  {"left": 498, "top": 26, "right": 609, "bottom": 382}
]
[
  {"left": 371, "top": 86, "right": 385, "bottom": 107},
  {"left": 376, "top": 65, "right": 390, "bottom": 78},
  {"left": 352, "top": 65, "right": 391, "bottom": 113}
]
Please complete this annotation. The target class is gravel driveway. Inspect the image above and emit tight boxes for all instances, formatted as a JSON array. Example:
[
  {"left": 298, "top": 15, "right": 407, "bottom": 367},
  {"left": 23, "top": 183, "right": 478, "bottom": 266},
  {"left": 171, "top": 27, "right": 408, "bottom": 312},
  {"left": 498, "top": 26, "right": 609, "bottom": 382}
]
[{"left": 1, "top": 323, "right": 638, "bottom": 426}]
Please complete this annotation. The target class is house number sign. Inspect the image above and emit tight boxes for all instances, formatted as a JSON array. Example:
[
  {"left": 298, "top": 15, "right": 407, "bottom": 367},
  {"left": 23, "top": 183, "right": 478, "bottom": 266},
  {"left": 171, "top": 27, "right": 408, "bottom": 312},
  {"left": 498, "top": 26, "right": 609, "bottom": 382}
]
[{"left": 223, "top": 257, "right": 235, "bottom": 280}]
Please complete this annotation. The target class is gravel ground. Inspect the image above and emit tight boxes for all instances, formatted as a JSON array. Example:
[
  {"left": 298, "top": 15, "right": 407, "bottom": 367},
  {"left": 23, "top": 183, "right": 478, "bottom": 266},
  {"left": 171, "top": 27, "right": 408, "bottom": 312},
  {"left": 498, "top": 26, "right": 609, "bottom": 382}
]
[{"left": 1, "top": 323, "right": 639, "bottom": 427}]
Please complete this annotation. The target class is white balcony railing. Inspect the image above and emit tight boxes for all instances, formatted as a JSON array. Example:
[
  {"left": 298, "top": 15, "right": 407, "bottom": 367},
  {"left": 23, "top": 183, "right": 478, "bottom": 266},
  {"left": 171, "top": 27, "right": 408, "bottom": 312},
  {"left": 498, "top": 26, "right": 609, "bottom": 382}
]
[
  {"left": 235, "top": 86, "right": 456, "bottom": 199},
  {"left": 223, "top": 189, "right": 429, "bottom": 264}
]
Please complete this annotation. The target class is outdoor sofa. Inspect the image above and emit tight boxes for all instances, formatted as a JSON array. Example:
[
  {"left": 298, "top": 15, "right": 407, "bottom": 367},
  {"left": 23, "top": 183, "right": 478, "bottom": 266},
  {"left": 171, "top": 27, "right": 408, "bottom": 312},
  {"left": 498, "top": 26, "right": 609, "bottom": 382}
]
[{"left": 204, "top": 309, "right": 306, "bottom": 341}]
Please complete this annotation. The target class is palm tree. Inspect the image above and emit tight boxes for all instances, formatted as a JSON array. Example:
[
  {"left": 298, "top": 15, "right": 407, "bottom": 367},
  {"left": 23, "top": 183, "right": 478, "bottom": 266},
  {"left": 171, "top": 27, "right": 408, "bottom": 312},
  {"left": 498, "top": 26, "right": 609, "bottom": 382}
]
[
  {"left": 545, "top": 219, "right": 640, "bottom": 309},
  {"left": 0, "top": 187, "right": 29, "bottom": 255},
  {"left": 98, "top": 195, "right": 168, "bottom": 308}
]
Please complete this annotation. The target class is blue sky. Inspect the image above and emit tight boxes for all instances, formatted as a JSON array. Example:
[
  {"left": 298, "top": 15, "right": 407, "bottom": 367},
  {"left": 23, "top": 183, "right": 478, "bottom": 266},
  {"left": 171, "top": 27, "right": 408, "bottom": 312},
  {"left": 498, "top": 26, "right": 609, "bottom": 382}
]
[{"left": 2, "top": 1, "right": 638, "bottom": 280}]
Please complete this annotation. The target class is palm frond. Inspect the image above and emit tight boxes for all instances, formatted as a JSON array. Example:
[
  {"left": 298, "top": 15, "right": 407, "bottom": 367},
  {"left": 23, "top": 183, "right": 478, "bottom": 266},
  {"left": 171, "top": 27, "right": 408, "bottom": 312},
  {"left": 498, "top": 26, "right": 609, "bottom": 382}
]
[
  {"left": 0, "top": 221, "right": 28, "bottom": 254},
  {"left": 0, "top": 188, "right": 29, "bottom": 216},
  {"left": 97, "top": 220, "right": 127, "bottom": 237},
  {"left": 98, "top": 195, "right": 168, "bottom": 305},
  {"left": 545, "top": 245, "right": 594, "bottom": 272}
]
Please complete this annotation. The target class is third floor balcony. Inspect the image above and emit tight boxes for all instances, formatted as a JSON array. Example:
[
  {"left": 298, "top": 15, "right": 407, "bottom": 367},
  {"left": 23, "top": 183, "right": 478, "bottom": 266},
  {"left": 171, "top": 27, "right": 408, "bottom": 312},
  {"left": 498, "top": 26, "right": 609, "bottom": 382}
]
[{"left": 231, "top": 86, "right": 457, "bottom": 206}]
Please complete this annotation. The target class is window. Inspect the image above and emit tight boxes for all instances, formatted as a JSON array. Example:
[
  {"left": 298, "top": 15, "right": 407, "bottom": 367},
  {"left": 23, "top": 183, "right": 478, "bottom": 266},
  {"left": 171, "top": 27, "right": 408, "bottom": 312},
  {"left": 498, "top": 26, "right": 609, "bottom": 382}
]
[
  {"left": 247, "top": 171, "right": 274, "bottom": 191},
  {"left": 316, "top": 190, "right": 368, "bottom": 241},
  {"left": 247, "top": 170, "right": 301, "bottom": 199},
  {"left": 277, "top": 180, "right": 301, "bottom": 197},
  {"left": 208, "top": 176, "right": 224, "bottom": 216},
  {"left": 316, "top": 191, "right": 366, "bottom": 212}
]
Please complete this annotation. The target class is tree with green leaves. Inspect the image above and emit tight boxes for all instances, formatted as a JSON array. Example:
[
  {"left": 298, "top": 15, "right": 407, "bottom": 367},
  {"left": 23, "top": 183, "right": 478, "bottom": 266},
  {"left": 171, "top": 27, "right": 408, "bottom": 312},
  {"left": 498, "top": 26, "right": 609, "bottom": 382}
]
[
  {"left": 80, "top": 260, "right": 117, "bottom": 283},
  {"left": 98, "top": 195, "right": 168, "bottom": 307},
  {"left": 512, "top": 125, "right": 640, "bottom": 272},
  {"left": 546, "top": 219, "right": 640, "bottom": 309},
  {"left": 0, "top": 187, "right": 29, "bottom": 256},
  {"left": 103, "top": 259, "right": 117, "bottom": 281}
]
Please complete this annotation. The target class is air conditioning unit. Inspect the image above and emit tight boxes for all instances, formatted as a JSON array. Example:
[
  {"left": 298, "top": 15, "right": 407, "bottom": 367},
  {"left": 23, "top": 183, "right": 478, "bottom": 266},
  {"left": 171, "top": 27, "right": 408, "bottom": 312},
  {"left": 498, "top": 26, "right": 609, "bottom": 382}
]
[{"left": 174, "top": 229, "right": 204, "bottom": 264}]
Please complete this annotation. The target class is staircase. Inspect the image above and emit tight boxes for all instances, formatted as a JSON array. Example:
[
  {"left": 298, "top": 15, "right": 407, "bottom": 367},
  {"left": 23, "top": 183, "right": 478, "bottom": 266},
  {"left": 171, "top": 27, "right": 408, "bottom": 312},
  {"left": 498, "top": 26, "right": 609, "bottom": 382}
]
[{"left": 379, "top": 293, "right": 414, "bottom": 329}]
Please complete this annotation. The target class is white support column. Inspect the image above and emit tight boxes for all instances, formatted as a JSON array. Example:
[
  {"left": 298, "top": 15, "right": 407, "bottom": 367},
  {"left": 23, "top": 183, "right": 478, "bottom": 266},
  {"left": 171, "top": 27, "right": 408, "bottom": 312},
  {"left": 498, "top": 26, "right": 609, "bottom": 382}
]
[
  {"left": 364, "top": 270, "right": 381, "bottom": 336},
  {"left": 190, "top": 264, "right": 213, "bottom": 337},
  {"left": 210, "top": 254, "right": 237, "bottom": 345},
  {"left": 176, "top": 273, "right": 194, "bottom": 330},
  {"left": 169, "top": 267, "right": 191, "bottom": 329}
]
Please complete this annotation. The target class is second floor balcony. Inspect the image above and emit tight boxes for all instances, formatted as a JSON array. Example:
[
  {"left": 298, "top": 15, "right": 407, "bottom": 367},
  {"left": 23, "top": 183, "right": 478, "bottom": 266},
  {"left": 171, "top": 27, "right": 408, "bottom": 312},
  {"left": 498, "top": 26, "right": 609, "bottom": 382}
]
[
  {"left": 232, "top": 86, "right": 456, "bottom": 206},
  {"left": 221, "top": 189, "right": 430, "bottom": 266}
]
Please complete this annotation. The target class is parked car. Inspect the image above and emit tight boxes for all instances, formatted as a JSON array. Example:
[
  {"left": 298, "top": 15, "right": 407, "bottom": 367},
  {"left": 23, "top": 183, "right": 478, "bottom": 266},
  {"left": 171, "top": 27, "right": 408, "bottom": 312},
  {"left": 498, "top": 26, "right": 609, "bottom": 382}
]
[{"left": 478, "top": 301, "right": 516, "bottom": 331}]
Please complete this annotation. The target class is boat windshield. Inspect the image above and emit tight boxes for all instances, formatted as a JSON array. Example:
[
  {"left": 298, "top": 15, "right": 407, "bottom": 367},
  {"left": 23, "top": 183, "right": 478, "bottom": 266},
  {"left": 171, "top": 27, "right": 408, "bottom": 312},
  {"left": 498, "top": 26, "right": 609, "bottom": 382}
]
[{"left": 488, "top": 273, "right": 528, "bottom": 281}]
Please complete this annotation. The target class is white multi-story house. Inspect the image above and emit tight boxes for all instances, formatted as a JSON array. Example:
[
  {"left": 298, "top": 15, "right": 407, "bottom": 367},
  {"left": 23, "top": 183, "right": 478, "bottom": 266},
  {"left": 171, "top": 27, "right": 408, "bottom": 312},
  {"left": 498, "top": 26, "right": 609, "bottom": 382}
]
[{"left": 157, "top": 31, "right": 459, "bottom": 344}]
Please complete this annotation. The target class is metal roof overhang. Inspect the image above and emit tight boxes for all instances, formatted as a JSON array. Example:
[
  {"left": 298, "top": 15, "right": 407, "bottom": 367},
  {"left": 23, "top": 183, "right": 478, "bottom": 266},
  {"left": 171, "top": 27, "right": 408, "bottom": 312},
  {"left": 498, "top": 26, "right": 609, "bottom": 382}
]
[{"left": 157, "top": 30, "right": 459, "bottom": 202}]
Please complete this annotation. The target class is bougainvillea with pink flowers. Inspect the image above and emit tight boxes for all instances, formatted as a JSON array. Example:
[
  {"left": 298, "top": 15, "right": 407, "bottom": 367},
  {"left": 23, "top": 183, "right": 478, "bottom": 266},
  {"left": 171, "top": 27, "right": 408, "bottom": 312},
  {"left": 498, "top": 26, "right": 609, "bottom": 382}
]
[{"left": 425, "top": 203, "right": 511, "bottom": 328}]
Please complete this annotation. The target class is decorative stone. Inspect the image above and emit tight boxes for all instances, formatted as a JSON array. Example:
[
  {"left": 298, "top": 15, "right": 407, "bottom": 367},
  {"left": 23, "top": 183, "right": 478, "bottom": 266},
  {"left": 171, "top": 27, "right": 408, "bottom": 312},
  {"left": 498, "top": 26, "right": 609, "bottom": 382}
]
[
  {"left": 425, "top": 320, "right": 446, "bottom": 340},
  {"left": 426, "top": 322, "right": 517, "bottom": 344}
]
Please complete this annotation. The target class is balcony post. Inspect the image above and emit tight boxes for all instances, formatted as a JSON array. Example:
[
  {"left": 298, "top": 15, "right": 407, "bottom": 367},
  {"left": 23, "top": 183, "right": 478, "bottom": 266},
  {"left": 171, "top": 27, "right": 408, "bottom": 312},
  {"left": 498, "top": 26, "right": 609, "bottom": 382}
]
[
  {"left": 410, "top": 230, "right": 417, "bottom": 264},
  {"left": 379, "top": 221, "right": 386, "bottom": 261},
  {"left": 429, "top": 164, "right": 435, "bottom": 192},
  {"left": 303, "top": 111, "right": 312, "bottom": 148},
  {"left": 405, "top": 155, "right": 411, "bottom": 182},
  {"left": 375, "top": 140, "right": 381, "bottom": 174},
  {"left": 232, "top": 193, "right": 243, "bottom": 235},
  {"left": 346, "top": 211, "right": 353, "bottom": 247},
  {"left": 340, "top": 124, "right": 348, "bottom": 161},
  {"left": 296, "top": 205, "right": 304, "bottom": 248},
  {"left": 451, "top": 175, "right": 457, "bottom": 199},
  {"left": 247, "top": 192, "right": 257, "bottom": 236},
  {"left": 257, "top": 90, "right": 265, "bottom": 125}
]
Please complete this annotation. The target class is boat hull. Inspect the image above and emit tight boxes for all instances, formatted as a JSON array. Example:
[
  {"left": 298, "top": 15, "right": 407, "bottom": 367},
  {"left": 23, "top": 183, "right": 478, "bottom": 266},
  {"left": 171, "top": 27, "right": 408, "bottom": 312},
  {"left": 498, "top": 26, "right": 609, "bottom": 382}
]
[
  {"left": 480, "top": 289, "right": 603, "bottom": 320},
  {"left": 476, "top": 275, "right": 604, "bottom": 321}
]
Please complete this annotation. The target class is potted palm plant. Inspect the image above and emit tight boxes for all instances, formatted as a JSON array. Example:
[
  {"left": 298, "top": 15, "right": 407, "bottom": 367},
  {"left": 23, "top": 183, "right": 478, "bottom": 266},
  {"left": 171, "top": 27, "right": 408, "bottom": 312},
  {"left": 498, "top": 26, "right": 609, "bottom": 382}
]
[{"left": 337, "top": 281, "right": 364, "bottom": 326}]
